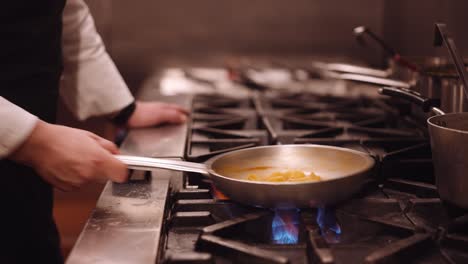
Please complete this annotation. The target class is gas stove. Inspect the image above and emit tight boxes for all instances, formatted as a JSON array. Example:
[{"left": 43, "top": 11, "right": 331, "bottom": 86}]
[
  {"left": 164, "top": 92, "right": 467, "bottom": 264},
  {"left": 67, "top": 66, "right": 468, "bottom": 264}
]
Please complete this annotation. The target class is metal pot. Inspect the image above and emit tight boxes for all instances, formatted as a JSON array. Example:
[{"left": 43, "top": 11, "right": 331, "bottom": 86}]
[
  {"left": 353, "top": 24, "right": 468, "bottom": 114},
  {"left": 116, "top": 145, "right": 375, "bottom": 208},
  {"left": 385, "top": 57, "right": 468, "bottom": 114},
  {"left": 433, "top": 23, "right": 468, "bottom": 113},
  {"left": 380, "top": 87, "right": 468, "bottom": 209},
  {"left": 439, "top": 78, "right": 468, "bottom": 113}
]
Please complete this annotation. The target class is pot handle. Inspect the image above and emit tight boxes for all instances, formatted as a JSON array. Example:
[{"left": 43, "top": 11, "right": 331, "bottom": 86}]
[
  {"left": 115, "top": 155, "right": 210, "bottom": 175},
  {"left": 378, "top": 87, "right": 443, "bottom": 114}
]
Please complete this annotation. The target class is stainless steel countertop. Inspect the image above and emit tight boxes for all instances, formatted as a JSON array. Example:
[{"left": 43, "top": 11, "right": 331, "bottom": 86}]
[{"left": 66, "top": 92, "right": 192, "bottom": 264}]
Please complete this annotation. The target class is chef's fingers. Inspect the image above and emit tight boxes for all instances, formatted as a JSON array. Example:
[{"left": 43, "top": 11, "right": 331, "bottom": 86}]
[
  {"left": 87, "top": 132, "right": 120, "bottom": 154},
  {"left": 158, "top": 102, "right": 189, "bottom": 114},
  {"left": 156, "top": 108, "right": 188, "bottom": 124},
  {"left": 97, "top": 154, "right": 129, "bottom": 183}
]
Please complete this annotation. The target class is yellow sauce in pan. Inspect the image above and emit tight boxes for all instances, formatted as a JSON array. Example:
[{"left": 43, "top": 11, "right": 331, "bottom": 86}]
[
  {"left": 247, "top": 169, "right": 321, "bottom": 182},
  {"left": 217, "top": 166, "right": 321, "bottom": 183}
]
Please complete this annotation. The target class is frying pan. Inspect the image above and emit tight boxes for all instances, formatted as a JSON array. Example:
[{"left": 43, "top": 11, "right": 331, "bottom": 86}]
[
  {"left": 116, "top": 145, "right": 375, "bottom": 209},
  {"left": 380, "top": 87, "right": 468, "bottom": 209}
]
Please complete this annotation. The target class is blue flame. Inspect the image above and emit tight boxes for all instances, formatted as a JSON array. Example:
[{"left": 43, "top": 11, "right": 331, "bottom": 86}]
[
  {"left": 271, "top": 210, "right": 300, "bottom": 244},
  {"left": 316, "top": 207, "right": 342, "bottom": 244},
  {"left": 317, "top": 207, "right": 342, "bottom": 234}
]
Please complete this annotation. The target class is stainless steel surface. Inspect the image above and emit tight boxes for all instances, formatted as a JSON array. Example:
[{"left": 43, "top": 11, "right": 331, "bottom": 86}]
[
  {"left": 66, "top": 169, "right": 175, "bottom": 264},
  {"left": 428, "top": 113, "right": 468, "bottom": 208},
  {"left": 116, "top": 155, "right": 209, "bottom": 175},
  {"left": 419, "top": 73, "right": 443, "bottom": 99},
  {"left": 440, "top": 79, "right": 468, "bottom": 113},
  {"left": 66, "top": 94, "right": 191, "bottom": 264},
  {"left": 119, "top": 125, "right": 188, "bottom": 158},
  {"left": 120, "top": 94, "right": 191, "bottom": 158}
]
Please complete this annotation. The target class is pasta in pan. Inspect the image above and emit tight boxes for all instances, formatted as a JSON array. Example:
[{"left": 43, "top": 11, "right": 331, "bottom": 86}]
[{"left": 247, "top": 170, "right": 321, "bottom": 182}]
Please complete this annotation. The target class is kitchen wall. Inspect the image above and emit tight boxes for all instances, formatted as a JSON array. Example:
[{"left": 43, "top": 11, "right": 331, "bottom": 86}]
[
  {"left": 87, "top": 0, "right": 386, "bottom": 88},
  {"left": 86, "top": 0, "right": 468, "bottom": 88},
  {"left": 383, "top": 0, "right": 468, "bottom": 58}
]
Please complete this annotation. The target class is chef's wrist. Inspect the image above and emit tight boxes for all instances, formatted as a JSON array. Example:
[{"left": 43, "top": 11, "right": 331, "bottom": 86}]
[
  {"left": 9, "top": 120, "right": 48, "bottom": 166},
  {"left": 109, "top": 101, "right": 136, "bottom": 127}
]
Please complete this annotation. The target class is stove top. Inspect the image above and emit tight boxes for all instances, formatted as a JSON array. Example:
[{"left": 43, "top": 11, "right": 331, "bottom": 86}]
[
  {"left": 163, "top": 92, "right": 468, "bottom": 264},
  {"left": 165, "top": 183, "right": 468, "bottom": 264},
  {"left": 68, "top": 66, "right": 468, "bottom": 264}
]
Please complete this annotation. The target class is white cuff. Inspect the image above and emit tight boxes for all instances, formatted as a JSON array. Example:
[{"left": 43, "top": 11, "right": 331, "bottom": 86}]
[{"left": 0, "top": 97, "right": 39, "bottom": 158}]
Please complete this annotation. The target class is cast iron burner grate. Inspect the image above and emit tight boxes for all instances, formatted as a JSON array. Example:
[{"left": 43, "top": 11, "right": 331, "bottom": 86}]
[
  {"left": 186, "top": 95, "right": 268, "bottom": 162},
  {"left": 255, "top": 92, "right": 425, "bottom": 145}
]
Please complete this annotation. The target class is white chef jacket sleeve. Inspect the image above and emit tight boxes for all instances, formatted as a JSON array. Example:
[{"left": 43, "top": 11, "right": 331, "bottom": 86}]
[
  {"left": 60, "top": 0, "right": 134, "bottom": 121},
  {"left": 0, "top": 97, "right": 38, "bottom": 158}
]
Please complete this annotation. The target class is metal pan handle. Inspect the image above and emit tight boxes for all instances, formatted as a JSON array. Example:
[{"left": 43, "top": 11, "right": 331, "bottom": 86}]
[
  {"left": 115, "top": 155, "right": 210, "bottom": 175},
  {"left": 378, "top": 87, "right": 444, "bottom": 115},
  {"left": 338, "top": 74, "right": 411, "bottom": 88},
  {"left": 354, "top": 26, "right": 420, "bottom": 72},
  {"left": 320, "top": 70, "right": 411, "bottom": 88}
]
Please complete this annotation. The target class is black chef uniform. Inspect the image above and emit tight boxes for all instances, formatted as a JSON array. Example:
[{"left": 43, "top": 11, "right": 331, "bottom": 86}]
[{"left": 0, "top": 1, "right": 66, "bottom": 263}]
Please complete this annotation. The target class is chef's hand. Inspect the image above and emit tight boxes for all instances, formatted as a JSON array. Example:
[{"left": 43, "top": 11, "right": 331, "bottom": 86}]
[
  {"left": 126, "top": 101, "right": 188, "bottom": 128},
  {"left": 9, "top": 121, "right": 128, "bottom": 191}
]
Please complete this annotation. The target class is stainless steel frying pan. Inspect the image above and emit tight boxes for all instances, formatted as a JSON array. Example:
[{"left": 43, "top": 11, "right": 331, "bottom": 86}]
[{"left": 116, "top": 145, "right": 375, "bottom": 209}]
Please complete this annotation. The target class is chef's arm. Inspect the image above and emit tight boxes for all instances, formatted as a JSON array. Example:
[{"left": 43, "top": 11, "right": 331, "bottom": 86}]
[
  {"left": 60, "top": 0, "right": 134, "bottom": 121},
  {"left": 0, "top": 97, "right": 39, "bottom": 158},
  {"left": 0, "top": 96, "right": 127, "bottom": 189},
  {"left": 60, "top": 0, "right": 187, "bottom": 127}
]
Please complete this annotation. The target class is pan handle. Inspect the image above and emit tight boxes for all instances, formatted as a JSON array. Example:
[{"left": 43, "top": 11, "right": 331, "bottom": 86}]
[
  {"left": 378, "top": 87, "right": 444, "bottom": 115},
  {"left": 338, "top": 73, "right": 411, "bottom": 88},
  {"left": 353, "top": 26, "right": 420, "bottom": 72},
  {"left": 321, "top": 70, "right": 411, "bottom": 88},
  {"left": 115, "top": 155, "right": 210, "bottom": 175}
]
